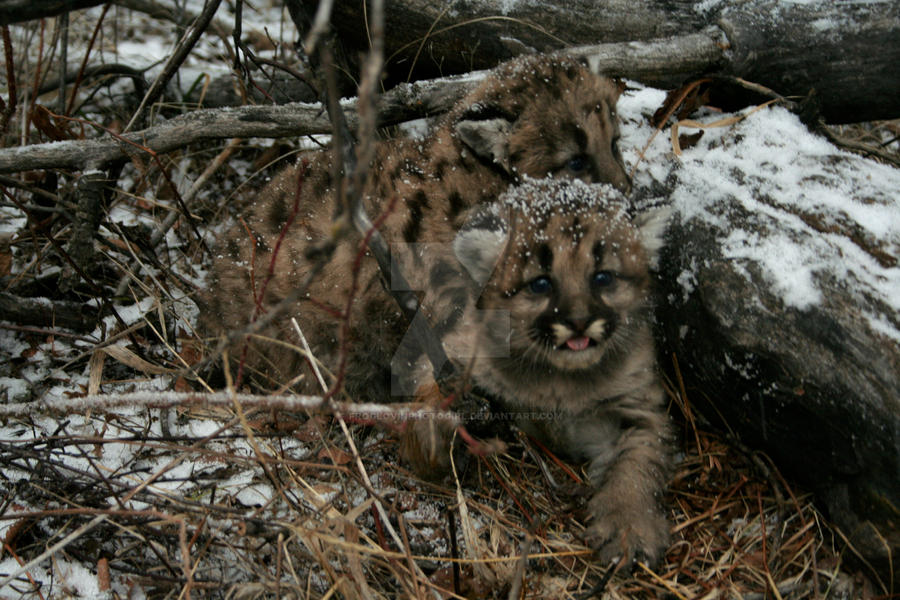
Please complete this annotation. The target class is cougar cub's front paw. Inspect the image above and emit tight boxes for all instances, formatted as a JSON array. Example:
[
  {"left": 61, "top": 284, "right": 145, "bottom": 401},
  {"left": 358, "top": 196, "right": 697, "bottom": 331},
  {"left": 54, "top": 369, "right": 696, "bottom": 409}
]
[
  {"left": 398, "top": 384, "right": 460, "bottom": 480},
  {"left": 585, "top": 498, "right": 670, "bottom": 568}
]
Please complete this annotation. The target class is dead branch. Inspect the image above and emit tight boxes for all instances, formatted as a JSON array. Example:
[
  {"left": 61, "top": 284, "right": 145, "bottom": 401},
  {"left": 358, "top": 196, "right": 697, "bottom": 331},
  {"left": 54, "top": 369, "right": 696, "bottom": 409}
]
[
  {"left": 0, "top": 0, "right": 106, "bottom": 24},
  {"left": 0, "top": 74, "right": 470, "bottom": 173},
  {"left": 285, "top": 0, "right": 455, "bottom": 394},
  {"left": 0, "top": 29, "right": 727, "bottom": 174},
  {"left": 124, "top": 0, "right": 224, "bottom": 131},
  {"left": 0, "top": 26, "right": 15, "bottom": 135},
  {"left": 0, "top": 390, "right": 456, "bottom": 423},
  {"left": 61, "top": 170, "right": 106, "bottom": 290},
  {"left": 0, "top": 290, "right": 100, "bottom": 331}
]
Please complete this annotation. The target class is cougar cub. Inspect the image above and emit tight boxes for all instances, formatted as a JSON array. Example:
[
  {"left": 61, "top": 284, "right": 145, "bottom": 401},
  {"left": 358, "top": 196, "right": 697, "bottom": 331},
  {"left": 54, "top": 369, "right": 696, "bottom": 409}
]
[
  {"left": 203, "top": 54, "right": 630, "bottom": 394},
  {"left": 406, "top": 178, "right": 672, "bottom": 566}
]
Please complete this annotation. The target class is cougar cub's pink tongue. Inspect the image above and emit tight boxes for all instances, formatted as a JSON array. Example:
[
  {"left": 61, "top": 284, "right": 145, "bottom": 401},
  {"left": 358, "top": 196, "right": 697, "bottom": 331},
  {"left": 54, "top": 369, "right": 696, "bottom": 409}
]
[{"left": 565, "top": 336, "right": 591, "bottom": 351}]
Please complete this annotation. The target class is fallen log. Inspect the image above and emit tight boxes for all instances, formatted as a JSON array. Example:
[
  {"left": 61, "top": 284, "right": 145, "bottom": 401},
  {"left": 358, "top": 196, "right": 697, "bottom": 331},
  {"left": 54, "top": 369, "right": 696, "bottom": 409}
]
[
  {"left": 616, "top": 87, "right": 900, "bottom": 581},
  {"left": 321, "top": 0, "right": 900, "bottom": 123}
]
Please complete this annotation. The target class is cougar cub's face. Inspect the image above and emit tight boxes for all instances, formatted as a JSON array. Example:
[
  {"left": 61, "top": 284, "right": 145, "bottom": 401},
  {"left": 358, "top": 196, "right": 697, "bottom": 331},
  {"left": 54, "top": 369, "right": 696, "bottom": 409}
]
[
  {"left": 452, "top": 56, "right": 631, "bottom": 192},
  {"left": 454, "top": 179, "right": 665, "bottom": 372}
]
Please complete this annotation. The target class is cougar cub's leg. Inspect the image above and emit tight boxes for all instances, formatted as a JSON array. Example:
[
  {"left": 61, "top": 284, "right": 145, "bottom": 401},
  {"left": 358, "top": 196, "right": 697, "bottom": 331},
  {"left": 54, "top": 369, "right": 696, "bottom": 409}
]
[
  {"left": 398, "top": 382, "right": 460, "bottom": 479},
  {"left": 580, "top": 393, "right": 672, "bottom": 567}
]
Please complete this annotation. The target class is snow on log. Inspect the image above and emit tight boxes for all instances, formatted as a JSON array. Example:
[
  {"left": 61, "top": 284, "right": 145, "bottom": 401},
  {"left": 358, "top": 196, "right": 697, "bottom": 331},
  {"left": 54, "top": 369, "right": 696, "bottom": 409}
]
[{"left": 616, "top": 85, "right": 899, "bottom": 578}]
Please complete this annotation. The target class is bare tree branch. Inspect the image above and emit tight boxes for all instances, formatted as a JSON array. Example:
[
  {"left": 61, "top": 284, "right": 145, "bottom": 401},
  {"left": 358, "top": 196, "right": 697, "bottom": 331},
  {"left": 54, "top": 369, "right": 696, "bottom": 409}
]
[
  {"left": 0, "top": 0, "right": 107, "bottom": 24},
  {"left": 124, "top": 0, "right": 224, "bottom": 131},
  {"left": 0, "top": 67, "right": 476, "bottom": 173},
  {"left": 0, "top": 29, "right": 726, "bottom": 173},
  {"left": 0, "top": 389, "right": 455, "bottom": 438}
]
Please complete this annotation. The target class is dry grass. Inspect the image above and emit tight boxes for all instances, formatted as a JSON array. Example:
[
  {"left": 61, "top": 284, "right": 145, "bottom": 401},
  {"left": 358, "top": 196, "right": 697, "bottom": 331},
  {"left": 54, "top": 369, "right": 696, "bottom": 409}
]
[{"left": 0, "top": 376, "right": 880, "bottom": 599}]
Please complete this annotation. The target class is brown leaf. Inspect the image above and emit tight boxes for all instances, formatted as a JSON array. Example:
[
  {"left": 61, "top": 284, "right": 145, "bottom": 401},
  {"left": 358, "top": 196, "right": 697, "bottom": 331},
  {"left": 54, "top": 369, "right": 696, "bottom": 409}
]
[
  {"left": 177, "top": 334, "right": 204, "bottom": 366},
  {"left": 678, "top": 131, "right": 704, "bottom": 151},
  {"left": 173, "top": 376, "right": 193, "bottom": 393},
  {"left": 651, "top": 78, "right": 713, "bottom": 127},
  {"left": 0, "top": 249, "right": 10, "bottom": 277},
  {"left": 293, "top": 415, "right": 327, "bottom": 442},
  {"left": 97, "top": 558, "right": 111, "bottom": 591},
  {"left": 317, "top": 446, "right": 353, "bottom": 466},
  {"left": 31, "top": 105, "right": 70, "bottom": 141}
]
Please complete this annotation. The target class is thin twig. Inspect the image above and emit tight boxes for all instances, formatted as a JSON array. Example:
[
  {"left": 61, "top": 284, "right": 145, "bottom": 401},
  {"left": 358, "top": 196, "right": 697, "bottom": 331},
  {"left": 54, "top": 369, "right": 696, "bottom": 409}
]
[
  {"left": 65, "top": 3, "right": 111, "bottom": 115},
  {"left": 124, "top": 0, "right": 224, "bottom": 131},
  {"left": 0, "top": 26, "right": 16, "bottom": 135},
  {"left": 0, "top": 514, "right": 109, "bottom": 590},
  {"left": 56, "top": 11, "right": 68, "bottom": 114}
]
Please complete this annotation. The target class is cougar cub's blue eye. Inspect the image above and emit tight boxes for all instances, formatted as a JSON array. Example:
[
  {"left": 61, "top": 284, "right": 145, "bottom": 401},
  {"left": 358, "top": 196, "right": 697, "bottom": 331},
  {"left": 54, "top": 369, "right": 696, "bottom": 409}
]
[
  {"left": 566, "top": 155, "right": 588, "bottom": 173},
  {"left": 593, "top": 271, "right": 614, "bottom": 287},
  {"left": 528, "top": 276, "right": 553, "bottom": 294}
]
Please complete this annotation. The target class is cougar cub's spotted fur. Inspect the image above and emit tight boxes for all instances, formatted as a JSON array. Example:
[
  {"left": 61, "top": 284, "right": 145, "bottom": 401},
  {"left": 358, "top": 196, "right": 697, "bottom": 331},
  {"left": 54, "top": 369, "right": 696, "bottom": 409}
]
[
  {"left": 407, "top": 178, "right": 672, "bottom": 566},
  {"left": 203, "top": 54, "right": 629, "bottom": 394}
]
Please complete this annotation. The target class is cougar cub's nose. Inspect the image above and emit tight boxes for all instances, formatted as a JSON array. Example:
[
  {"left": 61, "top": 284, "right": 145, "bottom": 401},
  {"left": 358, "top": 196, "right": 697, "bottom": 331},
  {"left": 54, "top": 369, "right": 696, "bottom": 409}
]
[{"left": 566, "top": 316, "right": 590, "bottom": 333}]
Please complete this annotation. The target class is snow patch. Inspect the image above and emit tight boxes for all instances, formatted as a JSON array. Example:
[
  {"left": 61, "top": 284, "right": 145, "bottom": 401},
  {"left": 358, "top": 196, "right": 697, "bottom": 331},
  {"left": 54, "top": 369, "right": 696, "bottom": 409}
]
[{"left": 619, "top": 82, "right": 899, "bottom": 327}]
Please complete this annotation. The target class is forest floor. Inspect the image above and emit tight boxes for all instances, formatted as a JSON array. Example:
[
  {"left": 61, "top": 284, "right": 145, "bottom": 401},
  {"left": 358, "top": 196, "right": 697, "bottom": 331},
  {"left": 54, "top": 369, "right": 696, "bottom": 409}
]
[{"left": 0, "top": 2, "right": 898, "bottom": 598}]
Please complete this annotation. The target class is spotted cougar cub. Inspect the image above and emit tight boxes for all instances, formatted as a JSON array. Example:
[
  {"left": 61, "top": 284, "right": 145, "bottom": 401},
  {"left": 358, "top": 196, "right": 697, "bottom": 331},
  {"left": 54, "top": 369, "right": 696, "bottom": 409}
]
[
  {"left": 407, "top": 178, "right": 672, "bottom": 566},
  {"left": 203, "top": 54, "right": 630, "bottom": 394}
]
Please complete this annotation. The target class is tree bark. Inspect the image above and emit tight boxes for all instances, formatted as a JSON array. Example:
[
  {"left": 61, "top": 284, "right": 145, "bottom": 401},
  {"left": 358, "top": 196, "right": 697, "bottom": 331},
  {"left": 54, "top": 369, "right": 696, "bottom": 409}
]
[
  {"left": 0, "top": 291, "right": 100, "bottom": 330},
  {"left": 636, "top": 112, "right": 900, "bottom": 581},
  {"left": 321, "top": 0, "right": 900, "bottom": 123},
  {"left": 0, "top": 0, "right": 106, "bottom": 24}
]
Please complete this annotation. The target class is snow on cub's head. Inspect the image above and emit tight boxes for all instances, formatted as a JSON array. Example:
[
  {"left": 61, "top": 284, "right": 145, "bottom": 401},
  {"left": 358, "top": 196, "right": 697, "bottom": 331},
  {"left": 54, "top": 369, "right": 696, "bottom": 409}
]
[{"left": 453, "top": 178, "right": 669, "bottom": 372}]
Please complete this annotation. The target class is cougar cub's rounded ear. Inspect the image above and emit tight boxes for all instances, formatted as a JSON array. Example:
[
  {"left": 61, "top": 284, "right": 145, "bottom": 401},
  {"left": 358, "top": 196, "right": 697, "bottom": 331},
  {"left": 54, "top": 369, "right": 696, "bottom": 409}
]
[
  {"left": 453, "top": 206, "right": 509, "bottom": 286},
  {"left": 631, "top": 205, "right": 672, "bottom": 268},
  {"left": 454, "top": 118, "right": 512, "bottom": 173}
]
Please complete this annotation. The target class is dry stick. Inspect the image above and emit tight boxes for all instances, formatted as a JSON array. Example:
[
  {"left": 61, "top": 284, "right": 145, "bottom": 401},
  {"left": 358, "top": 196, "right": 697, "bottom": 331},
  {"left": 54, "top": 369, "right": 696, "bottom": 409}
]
[
  {"left": 0, "top": 514, "right": 109, "bottom": 591},
  {"left": 292, "top": 0, "right": 455, "bottom": 392},
  {"left": 124, "top": 0, "right": 223, "bottom": 132},
  {"left": 231, "top": 0, "right": 243, "bottom": 71},
  {"left": 65, "top": 3, "right": 111, "bottom": 115},
  {"left": 301, "top": 0, "right": 334, "bottom": 55},
  {"left": 0, "top": 26, "right": 15, "bottom": 135},
  {"left": 0, "top": 391, "right": 458, "bottom": 425},
  {"left": 25, "top": 19, "right": 46, "bottom": 139},
  {"left": 294, "top": 3, "right": 447, "bottom": 595},
  {"left": 57, "top": 11, "right": 68, "bottom": 113},
  {"left": 507, "top": 531, "right": 533, "bottom": 600},
  {"left": 113, "top": 137, "right": 242, "bottom": 297}
]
